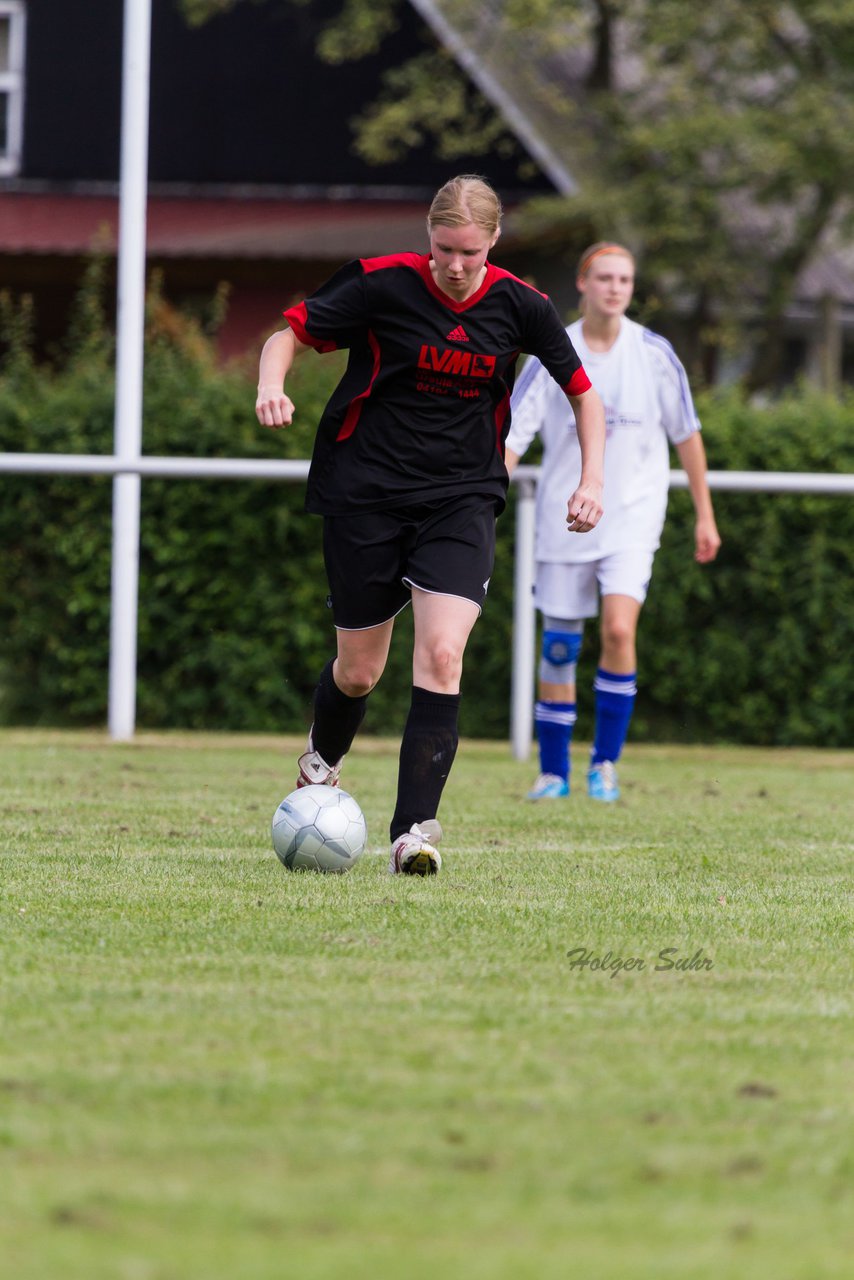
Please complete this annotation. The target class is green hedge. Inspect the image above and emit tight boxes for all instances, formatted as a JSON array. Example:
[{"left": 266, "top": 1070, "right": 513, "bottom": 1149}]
[
  {"left": 1, "top": 281, "right": 852, "bottom": 745},
  {"left": 626, "top": 389, "right": 854, "bottom": 747}
]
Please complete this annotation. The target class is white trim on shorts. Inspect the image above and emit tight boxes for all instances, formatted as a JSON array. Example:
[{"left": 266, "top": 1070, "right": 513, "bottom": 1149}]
[
  {"left": 334, "top": 577, "right": 483, "bottom": 630},
  {"left": 403, "top": 576, "right": 484, "bottom": 617},
  {"left": 334, "top": 598, "right": 412, "bottom": 632}
]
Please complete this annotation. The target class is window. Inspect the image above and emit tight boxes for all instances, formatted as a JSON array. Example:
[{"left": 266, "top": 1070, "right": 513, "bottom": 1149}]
[{"left": 0, "top": 1, "right": 26, "bottom": 176}]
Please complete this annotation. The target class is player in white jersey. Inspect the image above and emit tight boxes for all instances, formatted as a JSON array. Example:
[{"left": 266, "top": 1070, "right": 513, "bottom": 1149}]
[{"left": 505, "top": 242, "right": 720, "bottom": 802}]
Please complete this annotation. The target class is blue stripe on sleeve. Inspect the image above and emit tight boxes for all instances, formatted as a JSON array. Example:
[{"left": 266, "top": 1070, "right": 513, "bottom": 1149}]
[{"left": 642, "top": 329, "right": 701, "bottom": 432}]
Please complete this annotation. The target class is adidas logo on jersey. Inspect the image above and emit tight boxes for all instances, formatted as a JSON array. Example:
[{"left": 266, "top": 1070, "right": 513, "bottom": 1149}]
[{"left": 446, "top": 324, "right": 470, "bottom": 343}]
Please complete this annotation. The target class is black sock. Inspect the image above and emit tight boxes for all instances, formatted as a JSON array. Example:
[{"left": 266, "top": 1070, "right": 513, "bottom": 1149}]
[
  {"left": 311, "top": 659, "right": 367, "bottom": 765},
  {"left": 390, "top": 686, "right": 460, "bottom": 841}
]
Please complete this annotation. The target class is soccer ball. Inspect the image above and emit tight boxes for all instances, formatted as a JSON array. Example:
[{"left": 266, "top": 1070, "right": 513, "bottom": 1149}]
[{"left": 271, "top": 785, "right": 367, "bottom": 874}]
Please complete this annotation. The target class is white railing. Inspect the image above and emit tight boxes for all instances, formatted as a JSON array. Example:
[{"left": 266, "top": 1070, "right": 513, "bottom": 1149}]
[{"left": 1, "top": 450, "right": 852, "bottom": 754}]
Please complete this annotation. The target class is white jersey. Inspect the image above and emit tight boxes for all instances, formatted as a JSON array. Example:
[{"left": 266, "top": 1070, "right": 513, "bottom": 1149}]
[{"left": 506, "top": 316, "right": 701, "bottom": 563}]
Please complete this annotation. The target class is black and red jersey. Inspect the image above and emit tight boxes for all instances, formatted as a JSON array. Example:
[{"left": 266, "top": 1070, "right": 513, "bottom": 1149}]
[{"left": 283, "top": 252, "right": 591, "bottom": 515}]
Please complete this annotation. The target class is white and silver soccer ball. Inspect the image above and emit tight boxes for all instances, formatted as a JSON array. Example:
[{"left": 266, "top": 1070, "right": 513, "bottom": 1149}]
[{"left": 271, "top": 785, "right": 367, "bottom": 873}]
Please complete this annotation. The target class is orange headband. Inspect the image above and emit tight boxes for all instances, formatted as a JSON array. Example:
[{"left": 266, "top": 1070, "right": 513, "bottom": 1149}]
[{"left": 578, "top": 244, "right": 632, "bottom": 276}]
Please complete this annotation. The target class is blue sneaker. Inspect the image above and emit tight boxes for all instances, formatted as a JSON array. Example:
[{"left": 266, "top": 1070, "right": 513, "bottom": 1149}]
[
  {"left": 526, "top": 772, "right": 570, "bottom": 800},
  {"left": 587, "top": 761, "right": 619, "bottom": 802}
]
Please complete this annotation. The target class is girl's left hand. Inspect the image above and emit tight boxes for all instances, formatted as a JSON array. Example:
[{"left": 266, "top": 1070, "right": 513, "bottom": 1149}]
[
  {"left": 566, "top": 482, "right": 604, "bottom": 533},
  {"left": 695, "top": 517, "right": 721, "bottom": 563}
]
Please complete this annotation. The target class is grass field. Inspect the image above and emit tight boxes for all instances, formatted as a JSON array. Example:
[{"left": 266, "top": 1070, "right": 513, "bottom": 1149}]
[{"left": 1, "top": 730, "right": 852, "bottom": 1279}]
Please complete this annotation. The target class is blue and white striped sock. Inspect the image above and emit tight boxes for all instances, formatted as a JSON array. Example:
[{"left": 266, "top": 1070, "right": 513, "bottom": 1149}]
[
  {"left": 535, "top": 701, "right": 576, "bottom": 781},
  {"left": 591, "top": 669, "right": 636, "bottom": 765}
]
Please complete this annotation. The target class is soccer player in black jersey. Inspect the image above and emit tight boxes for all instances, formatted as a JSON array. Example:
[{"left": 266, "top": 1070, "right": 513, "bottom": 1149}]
[{"left": 256, "top": 175, "right": 605, "bottom": 875}]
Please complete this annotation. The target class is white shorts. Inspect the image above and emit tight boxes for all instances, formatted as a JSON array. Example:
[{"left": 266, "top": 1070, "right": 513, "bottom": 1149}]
[{"left": 534, "top": 550, "right": 655, "bottom": 619}]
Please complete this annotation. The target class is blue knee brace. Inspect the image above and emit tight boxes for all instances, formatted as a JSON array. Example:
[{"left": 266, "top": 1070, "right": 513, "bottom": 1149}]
[{"left": 539, "top": 627, "right": 583, "bottom": 684}]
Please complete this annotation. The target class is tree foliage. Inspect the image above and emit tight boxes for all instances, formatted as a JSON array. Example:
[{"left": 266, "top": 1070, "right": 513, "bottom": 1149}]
[
  {"left": 568, "top": 0, "right": 854, "bottom": 390},
  {"left": 179, "top": 0, "right": 854, "bottom": 391},
  {"left": 374, "top": 0, "right": 854, "bottom": 390}
]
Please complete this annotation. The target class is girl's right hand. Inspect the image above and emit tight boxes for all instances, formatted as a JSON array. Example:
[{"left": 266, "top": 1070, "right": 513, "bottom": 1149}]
[{"left": 256, "top": 388, "right": 295, "bottom": 429}]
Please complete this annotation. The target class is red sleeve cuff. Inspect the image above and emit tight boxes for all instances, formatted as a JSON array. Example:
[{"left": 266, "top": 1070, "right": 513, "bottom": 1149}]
[
  {"left": 563, "top": 368, "right": 592, "bottom": 397},
  {"left": 282, "top": 302, "right": 338, "bottom": 353}
]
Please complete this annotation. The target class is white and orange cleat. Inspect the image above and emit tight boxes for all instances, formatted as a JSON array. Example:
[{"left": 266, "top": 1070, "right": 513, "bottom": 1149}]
[{"left": 388, "top": 820, "right": 443, "bottom": 877}]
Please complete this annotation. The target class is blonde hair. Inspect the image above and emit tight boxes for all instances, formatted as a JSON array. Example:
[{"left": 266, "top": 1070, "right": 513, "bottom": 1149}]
[
  {"left": 577, "top": 241, "right": 635, "bottom": 277},
  {"left": 427, "top": 174, "right": 503, "bottom": 238}
]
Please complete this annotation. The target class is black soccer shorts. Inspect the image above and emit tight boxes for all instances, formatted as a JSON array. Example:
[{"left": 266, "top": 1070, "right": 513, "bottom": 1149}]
[{"left": 322, "top": 494, "right": 499, "bottom": 630}]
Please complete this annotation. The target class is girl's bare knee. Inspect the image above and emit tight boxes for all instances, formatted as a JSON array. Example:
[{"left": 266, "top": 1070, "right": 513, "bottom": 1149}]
[
  {"left": 418, "top": 642, "right": 464, "bottom": 689},
  {"left": 334, "top": 662, "right": 381, "bottom": 698},
  {"left": 601, "top": 621, "right": 634, "bottom": 655}
]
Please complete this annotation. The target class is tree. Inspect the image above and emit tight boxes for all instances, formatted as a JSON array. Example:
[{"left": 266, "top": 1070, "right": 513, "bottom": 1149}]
[
  {"left": 179, "top": 0, "right": 854, "bottom": 390},
  {"left": 562, "top": 0, "right": 854, "bottom": 390}
]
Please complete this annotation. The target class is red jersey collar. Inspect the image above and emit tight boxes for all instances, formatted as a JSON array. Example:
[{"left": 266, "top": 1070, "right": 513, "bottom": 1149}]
[{"left": 418, "top": 255, "right": 497, "bottom": 312}]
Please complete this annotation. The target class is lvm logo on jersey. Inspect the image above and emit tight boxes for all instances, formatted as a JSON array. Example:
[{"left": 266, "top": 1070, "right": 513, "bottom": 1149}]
[{"left": 417, "top": 345, "right": 497, "bottom": 378}]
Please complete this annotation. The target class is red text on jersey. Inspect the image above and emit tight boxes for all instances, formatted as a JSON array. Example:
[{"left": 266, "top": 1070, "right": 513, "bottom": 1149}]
[{"left": 417, "top": 345, "right": 497, "bottom": 378}]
